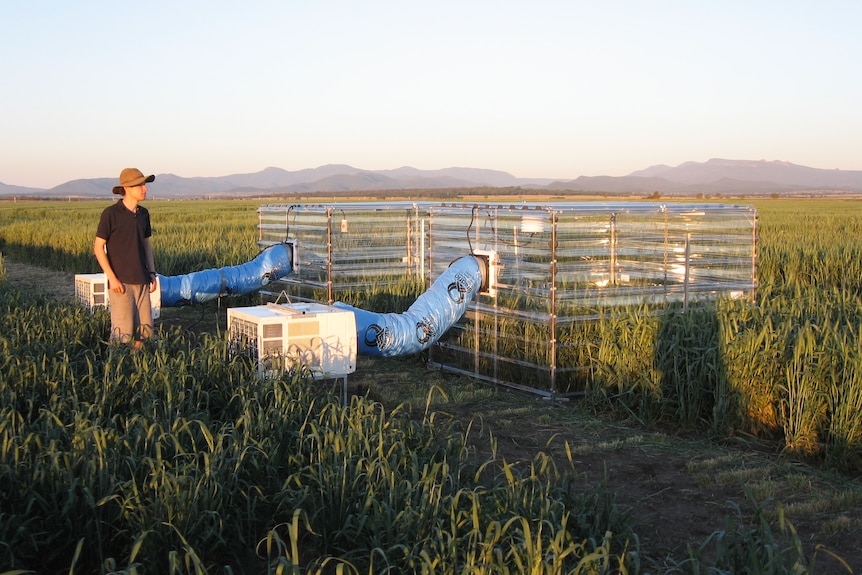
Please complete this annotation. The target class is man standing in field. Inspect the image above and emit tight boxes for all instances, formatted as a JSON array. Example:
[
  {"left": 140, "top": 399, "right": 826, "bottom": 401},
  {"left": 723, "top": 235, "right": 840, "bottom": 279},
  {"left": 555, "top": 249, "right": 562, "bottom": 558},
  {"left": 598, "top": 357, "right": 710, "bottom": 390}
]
[{"left": 93, "top": 168, "right": 158, "bottom": 348}]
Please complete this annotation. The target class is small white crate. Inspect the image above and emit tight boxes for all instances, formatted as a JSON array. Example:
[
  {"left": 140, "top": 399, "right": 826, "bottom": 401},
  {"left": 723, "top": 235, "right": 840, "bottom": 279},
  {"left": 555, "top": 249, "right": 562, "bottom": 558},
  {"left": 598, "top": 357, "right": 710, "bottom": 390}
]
[
  {"left": 228, "top": 302, "right": 357, "bottom": 379},
  {"left": 74, "top": 273, "right": 161, "bottom": 319},
  {"left": 75, "top": 273, "right": 108, "bottom": 310}
]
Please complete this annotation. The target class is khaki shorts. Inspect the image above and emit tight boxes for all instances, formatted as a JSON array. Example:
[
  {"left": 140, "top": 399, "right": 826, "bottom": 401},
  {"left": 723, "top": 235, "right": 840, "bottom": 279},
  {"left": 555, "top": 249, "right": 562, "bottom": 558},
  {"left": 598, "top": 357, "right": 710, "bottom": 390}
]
[{"left": 108, "top": 283, "right": 154, "bottom": 344}]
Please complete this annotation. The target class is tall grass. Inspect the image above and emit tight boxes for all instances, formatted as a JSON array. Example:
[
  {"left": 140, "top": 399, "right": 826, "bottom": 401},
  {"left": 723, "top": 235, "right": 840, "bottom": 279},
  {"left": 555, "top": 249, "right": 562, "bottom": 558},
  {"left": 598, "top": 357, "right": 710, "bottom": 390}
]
[
  {"left": 3, "top": 199, "right": 862, "bottom": 470},
  {"left": 0, "top": 200, "right": 258, "bottom": 274},
  {"left": 580, "top": 200, "right": 862, "bottom": 472},
  {"left": 0, "top": 276, "right": 639, "bottom": 573},
  {"left": 1, "top": 199, "right": 848, "bottom": 573}
]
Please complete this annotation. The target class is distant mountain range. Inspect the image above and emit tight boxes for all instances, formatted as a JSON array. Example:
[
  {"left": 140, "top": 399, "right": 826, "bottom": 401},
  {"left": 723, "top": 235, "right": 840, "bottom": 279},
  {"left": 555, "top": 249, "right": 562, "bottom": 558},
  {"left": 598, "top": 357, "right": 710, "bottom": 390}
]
[
  {"left": 3, "top": 159, "right": 862, "bottom": 199},
  {"left": 546, "top": 159, "right": 862, "bottom": 196}
]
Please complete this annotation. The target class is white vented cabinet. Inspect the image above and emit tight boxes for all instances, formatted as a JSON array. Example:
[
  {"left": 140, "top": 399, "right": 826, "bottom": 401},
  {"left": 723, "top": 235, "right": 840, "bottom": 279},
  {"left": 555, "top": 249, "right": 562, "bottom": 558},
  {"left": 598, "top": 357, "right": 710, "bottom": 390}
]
[
  {"left": 74, "top": 273, "right": 161, "bottom": 319},
  {"left": 75, "top": 273, "right": 108, "bottom": 310},
  {"left": 227, "top": 302, "right": 357, "bottom": 380}
]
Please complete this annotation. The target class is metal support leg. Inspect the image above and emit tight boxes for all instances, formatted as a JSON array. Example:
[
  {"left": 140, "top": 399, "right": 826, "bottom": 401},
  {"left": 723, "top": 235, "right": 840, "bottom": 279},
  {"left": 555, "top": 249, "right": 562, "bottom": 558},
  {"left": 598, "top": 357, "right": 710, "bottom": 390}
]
[{"left": 342, "top": 375, "right": 348, "bottom": 407}]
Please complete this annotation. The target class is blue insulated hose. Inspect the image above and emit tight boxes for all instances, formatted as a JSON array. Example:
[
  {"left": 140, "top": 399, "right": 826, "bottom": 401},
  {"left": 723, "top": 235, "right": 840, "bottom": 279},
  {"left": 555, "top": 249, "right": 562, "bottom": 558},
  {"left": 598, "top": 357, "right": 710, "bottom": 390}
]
[
  {"left": 333, "top": 256, "right": 485, "bottom": 357},
  {"left": 159, "top": 243, "right": 294, "bottom": 306}
]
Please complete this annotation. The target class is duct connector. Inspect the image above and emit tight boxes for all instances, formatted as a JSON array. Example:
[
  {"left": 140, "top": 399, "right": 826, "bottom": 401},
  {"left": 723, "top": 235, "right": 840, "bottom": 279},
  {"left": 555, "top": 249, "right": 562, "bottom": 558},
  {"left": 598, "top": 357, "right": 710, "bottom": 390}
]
[
  {"left": 333, "top": 255, "right": 488, "bottom": 357},
  {"left": 159, "top": 242, "right": 294, "bottom": 307}
]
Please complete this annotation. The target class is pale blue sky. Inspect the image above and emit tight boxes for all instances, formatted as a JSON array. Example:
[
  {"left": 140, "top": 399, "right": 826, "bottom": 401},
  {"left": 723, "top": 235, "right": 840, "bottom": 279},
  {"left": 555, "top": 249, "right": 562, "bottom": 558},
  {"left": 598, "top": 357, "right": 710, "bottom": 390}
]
[{"left": 2, "top": 1, "right": 860, "bottom": 188}]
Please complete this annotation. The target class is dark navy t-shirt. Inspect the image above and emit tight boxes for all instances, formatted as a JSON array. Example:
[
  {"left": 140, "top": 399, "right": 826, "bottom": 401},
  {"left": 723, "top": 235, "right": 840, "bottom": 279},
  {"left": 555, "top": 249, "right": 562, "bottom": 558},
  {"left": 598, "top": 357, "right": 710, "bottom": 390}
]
[{"left": 95, "top": 201, "right": 152, "bottom": 285}]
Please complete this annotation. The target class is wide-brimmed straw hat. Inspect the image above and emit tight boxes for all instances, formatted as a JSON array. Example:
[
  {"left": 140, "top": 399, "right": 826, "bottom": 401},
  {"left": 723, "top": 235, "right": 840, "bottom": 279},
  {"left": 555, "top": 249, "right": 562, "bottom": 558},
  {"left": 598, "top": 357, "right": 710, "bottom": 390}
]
[{"left": 112, "top": 168, "right": 155, "bottom": 194}]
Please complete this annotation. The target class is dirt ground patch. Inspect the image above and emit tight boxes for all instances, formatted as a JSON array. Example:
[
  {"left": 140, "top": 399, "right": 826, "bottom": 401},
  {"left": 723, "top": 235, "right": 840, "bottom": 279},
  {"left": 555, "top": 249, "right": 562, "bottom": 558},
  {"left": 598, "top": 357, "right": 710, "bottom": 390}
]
[
  {"left": 3, "top": 261, "right": 79, "bottom": 304},
  {"left": 453, "top": 402, "right": 862, "bottom": 572},
  {"left": 4, "top": 259, "right": 861, "bottom": 573},
  {"left": 356, "top": 359, "right": 862, "bottom": 573}
]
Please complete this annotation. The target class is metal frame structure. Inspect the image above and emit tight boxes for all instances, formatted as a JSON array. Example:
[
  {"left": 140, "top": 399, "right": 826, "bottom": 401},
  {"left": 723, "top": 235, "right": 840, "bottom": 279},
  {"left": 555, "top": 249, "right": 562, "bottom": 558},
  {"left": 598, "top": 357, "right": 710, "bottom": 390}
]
[
  {"left": 258, "top": 202, "right": 425, "bottom": 304},
  {"left": 258, "top": 201, "right": 758, "bottom": 397}
]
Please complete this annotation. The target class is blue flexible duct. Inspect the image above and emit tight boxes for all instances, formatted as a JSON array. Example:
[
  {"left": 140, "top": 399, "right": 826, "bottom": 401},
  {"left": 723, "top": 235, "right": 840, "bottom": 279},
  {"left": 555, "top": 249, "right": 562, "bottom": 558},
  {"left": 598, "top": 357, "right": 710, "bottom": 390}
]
[
  {"left": 333, "top": 255, "right": 486, "bottom": 357},
  {"left": 159, "top": 243, "right": 294, "bottom": 306}
]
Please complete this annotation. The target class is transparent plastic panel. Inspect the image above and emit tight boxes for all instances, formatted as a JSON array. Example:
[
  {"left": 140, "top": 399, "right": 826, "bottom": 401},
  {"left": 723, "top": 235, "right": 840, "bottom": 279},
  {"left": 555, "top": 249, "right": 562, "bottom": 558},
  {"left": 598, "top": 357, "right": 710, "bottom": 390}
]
[
  {"left": 259, "top": 203, "right": 428, "bottom": 302},
  {"left": 258, "top": 201, "right": 757, "bottom": 396}
]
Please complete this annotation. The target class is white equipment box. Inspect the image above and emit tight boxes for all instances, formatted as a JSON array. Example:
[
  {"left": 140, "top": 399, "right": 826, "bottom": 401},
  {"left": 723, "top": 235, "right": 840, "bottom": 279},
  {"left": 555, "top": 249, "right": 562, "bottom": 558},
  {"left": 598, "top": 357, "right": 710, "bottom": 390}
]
[
  {"left": 227, "top": 302, "right": 357, "bottom": 379},
  {"left": 74, "top": 273, "right": 161, "bottom": 319},
  {"left": 75, "top": 273, "right": 108, "bottom": 310}
]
